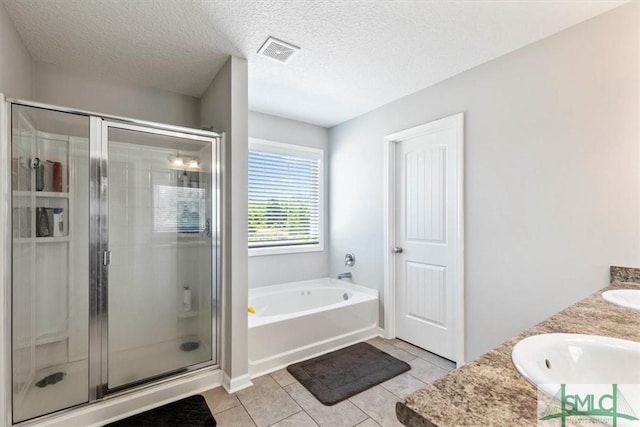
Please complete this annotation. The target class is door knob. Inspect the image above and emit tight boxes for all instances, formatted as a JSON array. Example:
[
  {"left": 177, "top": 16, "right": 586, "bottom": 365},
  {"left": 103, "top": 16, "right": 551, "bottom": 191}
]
[{"left": 392, "top": 247, "right": 403, "bottom": 254}]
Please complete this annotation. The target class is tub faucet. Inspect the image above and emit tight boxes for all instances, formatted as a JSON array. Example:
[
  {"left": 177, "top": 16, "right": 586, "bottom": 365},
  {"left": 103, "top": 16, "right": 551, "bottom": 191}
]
[{"left": 337, "top": 272, "right": 352, "bottom": 280}]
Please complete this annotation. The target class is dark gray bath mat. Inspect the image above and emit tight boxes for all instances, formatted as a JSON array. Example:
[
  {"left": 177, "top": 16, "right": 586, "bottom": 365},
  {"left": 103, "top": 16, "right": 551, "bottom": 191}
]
[
  {"left": 105, "top": 395, "right": 216, "bottom": 426},
  {"left": 287, "top": 342, "right": 411, "bottom": 405}
]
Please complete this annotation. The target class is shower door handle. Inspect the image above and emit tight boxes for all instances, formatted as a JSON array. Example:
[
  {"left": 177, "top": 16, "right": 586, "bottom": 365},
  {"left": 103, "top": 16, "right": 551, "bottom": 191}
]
[
  {"left": 203, "top": 218, "right": 211, "bottom": 237},
  {"left": 103, "top": 250, "right": 112, "bottom": 266}
]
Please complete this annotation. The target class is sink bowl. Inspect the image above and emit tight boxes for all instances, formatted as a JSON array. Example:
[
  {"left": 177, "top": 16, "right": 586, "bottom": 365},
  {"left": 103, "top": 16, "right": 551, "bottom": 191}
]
[
  {"left": 602, "top": 289, "right": 640, "bottom": 311},
  {"left": 512, "top": 334, "right": 640, "bottom": 424},
  {"left": 512, "top": 333, "right": 640, "bottom": 387}
]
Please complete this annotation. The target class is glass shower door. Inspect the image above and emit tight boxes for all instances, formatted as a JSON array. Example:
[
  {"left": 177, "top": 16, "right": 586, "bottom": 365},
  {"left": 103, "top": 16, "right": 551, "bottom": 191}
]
[
  {"left": 11, "top": 104, "right": 90, "bottom": 423},
  {"left": 103, "top": 122, "right": 217, "bottom": 392},
  {"left": 8, "top": 99, "right": 220, "bottom": 422}
]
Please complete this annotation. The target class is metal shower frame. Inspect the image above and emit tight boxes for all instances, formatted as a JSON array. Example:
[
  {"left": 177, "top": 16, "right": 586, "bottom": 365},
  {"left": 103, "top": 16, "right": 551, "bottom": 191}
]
[{"left": 1, "top": 95, "right": 223, "bottom": 426}]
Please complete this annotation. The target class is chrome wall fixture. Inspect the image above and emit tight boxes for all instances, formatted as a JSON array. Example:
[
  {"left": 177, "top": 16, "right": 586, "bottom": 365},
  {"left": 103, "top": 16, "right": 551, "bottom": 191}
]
[{"left": 344, "top": 252, "right": 356, "bottom": 267}]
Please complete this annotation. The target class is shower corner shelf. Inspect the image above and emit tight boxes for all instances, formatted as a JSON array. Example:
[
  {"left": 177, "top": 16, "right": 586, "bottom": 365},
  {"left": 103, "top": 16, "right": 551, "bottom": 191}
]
[
  {"left": 36, "top": 331, "right": 68, "bottom": 346},
  {"left": 15, "top": 236, "right": 70, "bottom": 244},
  {"left": 178, "top": 310, "right": 198, "bottom": 319},
  {"left": 13, "top": 191, "right": 70, "bottom": 198},
  {"left": 14, "top": 331, "right": 68, "bottom": 349}
]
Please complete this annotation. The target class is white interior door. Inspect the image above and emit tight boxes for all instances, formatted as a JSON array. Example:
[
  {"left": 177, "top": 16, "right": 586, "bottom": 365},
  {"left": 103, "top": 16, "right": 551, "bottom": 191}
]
[{"left": 394, "top": 114, "right": 462, "bottom": 362}]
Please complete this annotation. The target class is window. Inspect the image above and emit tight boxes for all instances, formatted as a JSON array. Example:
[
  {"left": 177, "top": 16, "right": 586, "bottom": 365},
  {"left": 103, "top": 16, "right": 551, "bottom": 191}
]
[
  {"left": 248, "top": 138, "right": 323, "bottom": 255},
  {"left": 154, "top": 185, "right": 206, "bottom": 233}
]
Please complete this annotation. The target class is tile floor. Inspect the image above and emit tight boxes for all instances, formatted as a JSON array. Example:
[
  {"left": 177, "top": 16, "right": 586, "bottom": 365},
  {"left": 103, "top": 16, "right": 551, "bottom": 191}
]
[{"left": 201, "top": 337, "right": 455, "bottom": 427}]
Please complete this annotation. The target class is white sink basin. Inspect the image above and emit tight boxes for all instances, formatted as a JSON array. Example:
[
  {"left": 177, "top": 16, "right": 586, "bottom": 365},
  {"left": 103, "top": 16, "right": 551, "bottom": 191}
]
[
  {"left": 512, "top": 334, "right": 640, "bottom": 424},
  {"left": 602, "top": 289, "right": 640, "bottom": 311},
  {"left": 512, "top": 333, "right": 640, "bottom": 388}
]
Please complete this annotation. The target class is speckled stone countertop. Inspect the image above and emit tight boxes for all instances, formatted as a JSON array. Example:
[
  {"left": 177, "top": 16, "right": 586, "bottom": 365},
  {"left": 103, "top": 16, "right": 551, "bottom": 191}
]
[{"left": 396, "top": 275, "right": 640, "bottom": 427}]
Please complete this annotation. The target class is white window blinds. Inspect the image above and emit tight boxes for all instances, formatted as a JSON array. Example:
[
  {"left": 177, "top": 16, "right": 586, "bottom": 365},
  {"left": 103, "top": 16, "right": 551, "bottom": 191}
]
[
  {"left": 248, "top": 140, "right": 322, "bottom": 250},
  {"left": 153, "top": 185, "right": 206, "bottom": 233}
]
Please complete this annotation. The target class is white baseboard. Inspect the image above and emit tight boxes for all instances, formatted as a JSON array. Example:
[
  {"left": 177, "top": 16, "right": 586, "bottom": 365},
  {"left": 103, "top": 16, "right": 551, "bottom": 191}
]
[
  {"left": 28, "top": 368, "right": 223, "bottom": 427},
  {"left": 222, "top": 373, "right": 253, "bottom": 394}
]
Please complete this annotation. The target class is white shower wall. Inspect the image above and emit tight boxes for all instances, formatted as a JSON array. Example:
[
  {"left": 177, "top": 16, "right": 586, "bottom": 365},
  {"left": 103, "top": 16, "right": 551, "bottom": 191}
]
[
  {"left": 68, "top": 138, "right": 89, "bottom": 362},
  {"left": 66, "top": 142, "right": 211, "bottom": 357},
  {"left": 107, "top": 143, "right": 205, "bottom": 353}
]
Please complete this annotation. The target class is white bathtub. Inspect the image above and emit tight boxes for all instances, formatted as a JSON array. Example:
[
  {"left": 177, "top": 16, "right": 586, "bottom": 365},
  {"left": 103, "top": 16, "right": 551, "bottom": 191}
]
[{"left": 248, "top": 278, "right": 379, "bottom": 376}]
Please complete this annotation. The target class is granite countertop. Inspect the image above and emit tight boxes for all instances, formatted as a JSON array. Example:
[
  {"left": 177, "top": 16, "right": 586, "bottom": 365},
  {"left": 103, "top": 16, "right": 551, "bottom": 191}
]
[{"left": 396, "top": 269, "right": 640, "bottom": 427}]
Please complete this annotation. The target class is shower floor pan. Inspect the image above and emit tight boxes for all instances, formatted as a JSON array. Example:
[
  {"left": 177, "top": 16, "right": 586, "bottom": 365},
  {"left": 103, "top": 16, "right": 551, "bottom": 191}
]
[{"left": 13, "top": 336, "right": 210, "bottom": 423}]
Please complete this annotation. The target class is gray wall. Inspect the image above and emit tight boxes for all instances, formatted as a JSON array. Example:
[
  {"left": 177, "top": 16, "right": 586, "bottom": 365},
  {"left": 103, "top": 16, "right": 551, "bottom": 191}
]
[
  {"left": 32, "top": 62, "right": 200, "bottom": 128},
  {"left": 0, "top": 1, "right": 31, "bottom": 98},
  {"left": 329, "top": 3, "right": 639, "bottom": 362},
  {"left": 200, "top": 56, "right": 249, "bottom": 383},
  {"left": 248, "top": 111, "right": 330, "bottom": 287}
]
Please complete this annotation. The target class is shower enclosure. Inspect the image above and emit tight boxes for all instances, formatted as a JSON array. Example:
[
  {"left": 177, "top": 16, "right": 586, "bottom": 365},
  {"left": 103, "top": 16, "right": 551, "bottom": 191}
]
[{"left": 3, "top": 97, "right": 221, "bottom": 424}]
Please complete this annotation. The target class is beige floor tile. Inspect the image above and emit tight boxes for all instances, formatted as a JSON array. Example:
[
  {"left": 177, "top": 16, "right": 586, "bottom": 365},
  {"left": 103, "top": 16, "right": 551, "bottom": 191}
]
[
  {"left": 393, "top": 341, "right": 456, "bottom": 371},
  {"left": 201, "top": 386, "right": 241, "bottom": 414},
  {"left": 379, "top": 372, "right": 426, "bottom": 399},
  {"left": 270, "top": 368, "right": 298, "bottom": 387},
  {"left": 406, "top": 358, "right": 448, "bottom": 384},
  {"left": 356, "top": 419, "right": 383, "bottom": 427},
  {"left": 284, "top": 382, "right": 368, "bottom": 427},
  {"left": 270, "top": 410, "right": 319, "bottom": 427},
  {"left": 237, "top": 376, "right": 301, "bottom": 427},
  {"left": 365, "top": 338, "right": 416, "bottom": 362},
  {"left": 366, "top": 337, "right": 398, "bottom": 347},
  {"left": 215, "top": 405, "right": 256, "bottom": 427},
  {"left": 349, "top": 386, "right": 404, "bottom": 427},
  {"left": 369, "top": 336, "right": 400, "bottom": 345},
  {"left": 365, "top": 337, "right": 386, "bottom": 346}
]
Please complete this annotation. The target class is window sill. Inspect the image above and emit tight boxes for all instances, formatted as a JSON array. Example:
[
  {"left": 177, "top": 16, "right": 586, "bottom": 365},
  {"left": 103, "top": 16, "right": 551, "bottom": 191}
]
[{"left": 248, "top": 244, "right": 324, "bottom": 257}]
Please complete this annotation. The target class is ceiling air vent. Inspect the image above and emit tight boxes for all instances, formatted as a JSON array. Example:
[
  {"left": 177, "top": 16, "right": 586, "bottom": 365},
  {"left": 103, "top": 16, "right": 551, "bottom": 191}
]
[{"left": 258, "top": 36, "right": 300, "bottom": 63}]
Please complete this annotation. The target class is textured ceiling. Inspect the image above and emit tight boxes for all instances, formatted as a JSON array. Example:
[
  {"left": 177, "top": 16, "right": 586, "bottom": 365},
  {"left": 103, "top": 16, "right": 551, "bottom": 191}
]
[{"left": 3, "top": 0, "right": 628, "bottom": 127}]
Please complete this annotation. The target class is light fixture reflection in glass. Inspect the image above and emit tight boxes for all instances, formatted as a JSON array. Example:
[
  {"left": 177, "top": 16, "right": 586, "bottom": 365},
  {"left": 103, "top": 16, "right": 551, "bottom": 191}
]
[{"left": 168, "top": 154, "right": 199, "bottom": 169}]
